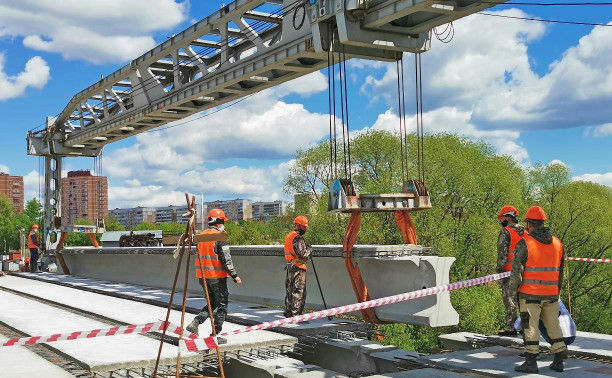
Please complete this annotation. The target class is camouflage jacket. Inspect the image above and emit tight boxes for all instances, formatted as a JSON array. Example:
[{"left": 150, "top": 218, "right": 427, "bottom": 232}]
[
  {"left": 508, "top": 227, "right": 565, "bottom": 302},
  {"left": 496, "top": 223, "right": 526, "bottom": 273}
]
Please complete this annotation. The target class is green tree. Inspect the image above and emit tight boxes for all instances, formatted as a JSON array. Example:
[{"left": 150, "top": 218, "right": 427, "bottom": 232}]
[
  {"left": 24, "top": 198, "right": 43, "bottom": 224},
  {"left": 104, "top": 214, "right": 126, "bottom": 231}
]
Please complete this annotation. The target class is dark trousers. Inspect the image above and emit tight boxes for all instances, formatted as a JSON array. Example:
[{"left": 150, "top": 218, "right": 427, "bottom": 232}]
[
  {"left": 195, "top": 278, "right": 229, "bottom": 333},
  {"left": 284, "top": 264, "right": 307, "bottom": 317},
  {"left": 29, "top": 248, "right": 39, "bottom": 273}
]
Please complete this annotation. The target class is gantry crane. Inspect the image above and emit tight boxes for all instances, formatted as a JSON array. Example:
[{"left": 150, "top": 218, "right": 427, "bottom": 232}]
[{"left": 26, "top": 0, "right": 507, "bottom": 247}]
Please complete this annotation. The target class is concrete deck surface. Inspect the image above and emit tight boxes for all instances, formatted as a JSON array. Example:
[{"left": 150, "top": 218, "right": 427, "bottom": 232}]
[
  {"left": 12, "top": 272, "right": 366, "bottom": 335},
  {"left": 0, "top": 335, "right": 75, "bottom": 378},
  {"left": 0, "top": 274, "right": 296, "bottom": 352},
  {"left": 422, "top": 345, "right": 612, "bottom": 377},
  {"left": 0, "top": 290, "right": 200, "bottom": 371},
  {"left": 440, "top": 331, "right": 612, "bottom": 360}
]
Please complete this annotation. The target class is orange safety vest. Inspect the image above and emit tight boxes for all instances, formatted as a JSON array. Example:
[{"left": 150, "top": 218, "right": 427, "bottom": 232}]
[
  {"left": 195, "top": 228, "right": 230, "bottom": 280},
  {"left": 28, "top": 233, "right": 38, "bottom": 249},
  {"left": 284, "top": 231, "right": 307, "bottom": 270},
  {"left": 503, "top": 226, "right": 526, "bottom": 271},
  {"left": 518, "top": 234, "right": 563, "bottom": 297}
]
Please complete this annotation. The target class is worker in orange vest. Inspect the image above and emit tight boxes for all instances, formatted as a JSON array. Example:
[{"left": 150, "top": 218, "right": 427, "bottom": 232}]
[
  {"left": 284, "top": 216, "right": 312, "bottom": 318},
  {"left": 186, "top": 209, "right": 242, "bottom": 343},
  {"left": 496, "top": 205, "right": 526, "bottom": 336},
  {"left": 509, "top": 206, "right": 566, "bottom": 374},
  {"left": 27, "top": 224, "right": 41, "bottom": 273}
]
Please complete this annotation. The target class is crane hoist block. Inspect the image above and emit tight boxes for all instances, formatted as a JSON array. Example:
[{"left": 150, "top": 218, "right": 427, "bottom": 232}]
[{"left": 328, "top": 179, "right": 432, "bottom": 213}]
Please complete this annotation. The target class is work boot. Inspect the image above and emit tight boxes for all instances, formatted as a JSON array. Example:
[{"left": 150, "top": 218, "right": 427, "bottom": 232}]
[
  {"left": 186, "top": 319, "right": 200, "bottom": 335},
  {"left": 515, "top": 353, "right": 538, "bottom": 374},
  {"left": 498, "top": 329, "right": 518, "bottom": 336},
  {"left": 550, "top": 352, "right": 564, "bottom": 372}
]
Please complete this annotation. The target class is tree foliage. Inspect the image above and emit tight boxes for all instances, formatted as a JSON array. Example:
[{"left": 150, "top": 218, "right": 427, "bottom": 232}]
[{"left": 280, "top": 131, "right": 611, "bottom": 351}]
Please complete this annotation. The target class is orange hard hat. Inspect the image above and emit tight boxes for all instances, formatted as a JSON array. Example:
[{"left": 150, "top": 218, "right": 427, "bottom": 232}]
[
  {"left": 207, "top": 208, "right": 228, "bottom": 222},
  {"left": 524, "top": 206, "right": 547, "bottom": 221},
  {"left": 32, "top": 224, "right": 39, "bottom": 229},
  {"left": 497, "top": 205, "right": 518, "bottom": 221},
  {"left": 294, "top": 215, "right": 309, "bottom": 227}
]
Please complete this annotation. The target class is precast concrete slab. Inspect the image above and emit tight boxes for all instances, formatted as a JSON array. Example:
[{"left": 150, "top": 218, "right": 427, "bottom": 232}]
[
  {"left": 0, "top": 335, "right": 75, "bottom": 378},
  {"left": 0, "top": 290, "right": 199, "bottom": 372},
  {"left": 421, "top": 345, "right": 611, "bottom": 377},
  {"left": 13, "top": 272, "right": 368, "bottom": 336},
  {"left": 297, "top": 338, "right": 421, "bottom": 375},
  {"left": 223, "top": 355, "right": 306, "bottom": 378},
  {"left": 53, "top": 244, "right": 458, "bottom": 326},
  {"left": 367, "top": 369, "right": 467, "bottom": 377},
  {"left": 440, "top": 331, "right": 612, "bottom": 360},
  {"left": 0, "top": 275, "right": 296, "bottom": 352}
]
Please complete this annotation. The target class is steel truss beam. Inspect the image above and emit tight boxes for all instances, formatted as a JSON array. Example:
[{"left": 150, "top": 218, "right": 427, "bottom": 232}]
[{"left": 27, "top": 0, "right": 506, "bottom": 157}]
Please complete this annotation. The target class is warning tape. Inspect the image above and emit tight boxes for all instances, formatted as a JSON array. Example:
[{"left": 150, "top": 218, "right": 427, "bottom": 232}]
[
  {"left": 1, "top": 321, "right": 195, "bottom": 348},
  {"left": 181, "top": 271, "right": 512, "bottom": 352},
  {"left": 567, "top": 257, "right": 611, "bottom": 263}
]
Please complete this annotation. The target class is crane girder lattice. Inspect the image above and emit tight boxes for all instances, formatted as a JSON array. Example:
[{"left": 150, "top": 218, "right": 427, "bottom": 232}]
[{"left": 26, "top": 0, "right": 506, "bottom": 157}]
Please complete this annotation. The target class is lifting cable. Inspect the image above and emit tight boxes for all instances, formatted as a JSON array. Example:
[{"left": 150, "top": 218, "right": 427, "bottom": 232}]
[
  {"left": 326, "top": 26, "right": 353, "bottom": 181},
  {"left": 416, "top": 53, "right": 426, "bottom": 182}
]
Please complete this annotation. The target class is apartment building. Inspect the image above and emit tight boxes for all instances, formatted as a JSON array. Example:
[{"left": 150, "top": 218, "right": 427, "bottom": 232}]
[
  {"left": 61, "top": 170, "right": 108, "bottom": 225},
  {"left": 0, "top": 173, "right": 24, "bottom": 213}
]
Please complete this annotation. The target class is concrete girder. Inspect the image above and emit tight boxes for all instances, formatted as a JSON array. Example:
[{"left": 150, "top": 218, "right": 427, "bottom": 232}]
[{"left": 51, "top": 245, "right": 459, "bottom": 327}]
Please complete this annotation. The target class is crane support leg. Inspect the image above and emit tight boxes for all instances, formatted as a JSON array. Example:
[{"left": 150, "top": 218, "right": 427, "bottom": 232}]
[{"left": 44, "top": 155, "right": 62, "bottom": 250}]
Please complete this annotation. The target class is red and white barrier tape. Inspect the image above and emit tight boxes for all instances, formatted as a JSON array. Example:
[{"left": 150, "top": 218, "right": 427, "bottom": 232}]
[
  {"left": 181, "top": 271, "right": 512, "bottom": 352},
  {"left": 1, "top": 321, "right": 195, "bottom": 348},
  {"left": 567, "top": 257, "right": 611, "bottom": 263}
]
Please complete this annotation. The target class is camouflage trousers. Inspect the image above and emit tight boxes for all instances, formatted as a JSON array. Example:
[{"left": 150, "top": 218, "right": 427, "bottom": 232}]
[
  {"left": 501, "top": 277, "right": 518, "bottom": 330},
  {"left": 519, "top": 298, "right": 566, "bottom": 354},
  {"left": 284, "top": 264, "right": 307, "bottom": 317},
  {"left": 195, "top": 278, "right": 229, "bottom": 334}
]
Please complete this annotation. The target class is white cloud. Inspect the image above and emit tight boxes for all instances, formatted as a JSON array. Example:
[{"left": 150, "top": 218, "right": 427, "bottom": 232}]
[
  {"left": 0, "top": 54, "right": 50, "bottom": 101},
  {"left": 573, "top": 172, "right": 612, "bottom": 187},
  {"left": 102, "top": 81, "right": 329, "bottom": 206},
  {"left": 104, "top": 89, "right": 330, "bottom": 182},
  {"left": 0, "top": 164, "right": 9, "bottom": 174},
  {"left": 360, "top": 9, "right": 612, "bottom": 131},
  {"left": 589, "top": 123, "right": 612, "bottom": 138},
  {"left": 107, "top": 162, "right": 290, "bottom": 208},
  {"left": 23, "top": 170, "right": 41, "bottom": 202},
  {"left": 274, "top": 72, "right": 328, "bottom": 98},
  {"left": 0, "top": 0, "right": 187, "bottom": 64},
  {"left": 366, "top": 107, "right": 529, "bottom": 163}
]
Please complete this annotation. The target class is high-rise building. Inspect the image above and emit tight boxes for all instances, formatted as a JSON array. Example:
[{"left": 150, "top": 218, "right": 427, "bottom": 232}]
[
  {"left": 0, "top": 172, "right": 24, "bottom": 213},
  {"left": 109, "top": 207, "right": 156, "bottom": 230},
  {"left": 252, "top": 200, "right": 288, "bottom": 222},
  {"left": 205, "top": 199, "right": 252, "bottom": 222},
  {"left": 62, "top": 170, "right": 108, "bottom": 225}
]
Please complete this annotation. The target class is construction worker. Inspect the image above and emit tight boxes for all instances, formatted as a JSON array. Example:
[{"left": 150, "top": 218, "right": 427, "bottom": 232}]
[
  {"left": 186, "top": 209, "right": 242, "bottom": 343},
  {"left": 509, "top": 206, "right": 566, "bottom": 374},
  {"left": 284, "top": 216, "right": 312, "bottom": 318},
  {"left": 496, "top": 205, "right": 525, "bottom": 336},
  {"left": 27, "top": 224, "right": 40, "bottom": 273}
]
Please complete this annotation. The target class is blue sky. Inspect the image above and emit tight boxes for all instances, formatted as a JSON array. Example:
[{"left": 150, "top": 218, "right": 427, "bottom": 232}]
[{"left": 0, "top": 1, "right": 611, "bottom": 208}]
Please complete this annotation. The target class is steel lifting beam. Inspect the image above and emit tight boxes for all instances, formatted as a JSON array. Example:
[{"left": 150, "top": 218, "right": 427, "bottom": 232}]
[{"left": 26, "top": 0, "right": 506, "bottom": 157}]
